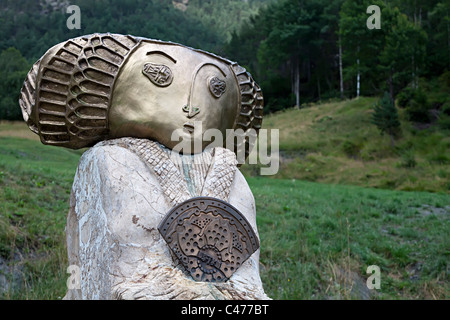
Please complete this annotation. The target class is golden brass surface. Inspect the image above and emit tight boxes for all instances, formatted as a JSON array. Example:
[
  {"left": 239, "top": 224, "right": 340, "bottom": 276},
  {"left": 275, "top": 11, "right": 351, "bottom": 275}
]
[
  {"left": 19, "top": 33, "right": 263, "bottom": 157},
  {"left": 109, "top": 40, "right": 240, "bottom": 152}
]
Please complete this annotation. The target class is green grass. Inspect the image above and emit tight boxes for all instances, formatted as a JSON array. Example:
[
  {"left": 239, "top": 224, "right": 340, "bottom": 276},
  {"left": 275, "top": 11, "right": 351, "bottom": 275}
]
[
  {"left": 242, "top": 97, "right": 450, "bottom": 193},
  {"left": 249, "top": 177, "right": 449, "bottom": 299},
  {"left": 0, "top": 137, "right": 81, "bottom": 299},
  {"left": 0, "top": 122, "right": 448, "bottom": 300}
]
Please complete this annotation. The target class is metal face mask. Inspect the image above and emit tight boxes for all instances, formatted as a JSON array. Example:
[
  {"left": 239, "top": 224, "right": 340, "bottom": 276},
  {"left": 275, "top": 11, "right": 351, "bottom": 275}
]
[{"left": 108, "top": 40, "right": 240, "bottom": 153}]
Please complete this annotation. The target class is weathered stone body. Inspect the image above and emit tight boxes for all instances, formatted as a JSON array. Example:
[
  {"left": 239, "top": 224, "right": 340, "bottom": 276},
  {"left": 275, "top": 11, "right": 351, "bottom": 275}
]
[{"left": 64, "top": 138, "right": 269, "bottom": 300}]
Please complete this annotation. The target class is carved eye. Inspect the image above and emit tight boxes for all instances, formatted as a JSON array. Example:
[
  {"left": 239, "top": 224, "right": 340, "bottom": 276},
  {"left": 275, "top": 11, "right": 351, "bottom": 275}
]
[
  {"left": 142, "top": 63, "right": 173, "bottom": 87},
  {"left": 208, "top": 76, "right": 226, "bottom": 98}
]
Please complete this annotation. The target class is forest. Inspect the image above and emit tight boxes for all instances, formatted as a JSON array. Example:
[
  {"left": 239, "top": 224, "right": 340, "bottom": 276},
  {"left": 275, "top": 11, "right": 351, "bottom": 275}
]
[{"left": 0, "top": 0, "right": 449, "bottom": 129}]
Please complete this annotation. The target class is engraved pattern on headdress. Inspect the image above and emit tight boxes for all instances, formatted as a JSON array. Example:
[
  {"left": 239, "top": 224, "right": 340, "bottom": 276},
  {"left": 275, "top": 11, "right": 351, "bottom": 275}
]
[{"left": 19, "top": 34, "right": 140, "bottom": 148}]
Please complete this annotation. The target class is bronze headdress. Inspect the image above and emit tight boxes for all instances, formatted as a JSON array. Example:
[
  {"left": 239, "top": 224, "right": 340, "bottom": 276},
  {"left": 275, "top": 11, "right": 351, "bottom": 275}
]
[{"left": 19, "top": 33, "right": 263, "bottom": 159}]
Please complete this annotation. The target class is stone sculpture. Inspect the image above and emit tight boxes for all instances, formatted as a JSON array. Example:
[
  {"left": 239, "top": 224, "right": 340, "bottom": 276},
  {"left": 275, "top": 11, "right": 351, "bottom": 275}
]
[{"left": 19, "top": 33, "right": 268, "bottom": 299}]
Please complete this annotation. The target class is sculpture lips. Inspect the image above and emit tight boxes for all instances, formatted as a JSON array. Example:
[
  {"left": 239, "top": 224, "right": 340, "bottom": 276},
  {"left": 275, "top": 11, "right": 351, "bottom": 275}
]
[{"left": 183, "top": 122, "right": 195, "bottom": 133}]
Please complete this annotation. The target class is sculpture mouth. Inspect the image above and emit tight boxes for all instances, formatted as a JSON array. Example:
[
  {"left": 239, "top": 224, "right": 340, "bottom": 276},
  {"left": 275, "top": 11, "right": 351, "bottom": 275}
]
[{"left": 183, "top": 122, "right": 195, "bottom": 133}]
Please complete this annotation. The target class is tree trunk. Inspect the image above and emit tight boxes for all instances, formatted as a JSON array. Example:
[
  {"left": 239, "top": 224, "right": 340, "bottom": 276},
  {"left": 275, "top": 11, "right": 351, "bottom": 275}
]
[
  {"left": 317, "top": 77, "right": 321, "bottom": 101},
  {"left": 388, "top": 70, "right": 395, "bottom": 105},
  {"left": 294, "top": 59, "right": 300, "bottom": 108},
  {"left": 419, "top": 7, "right": 422, "bottom": 26},
  {"left": 356, "top": 46, "right": 360, "bottom": 98},
  {"left": 389, "top": 131, "right": 395, "bottom": 148},
  {"left": 339, "top": 38, "right": 344, "bottom": 99},
  {"left": 447, "top": 9, "right": 450, "bottom": 69},
  {"left": 307, "top": 58, "right": 311, "bottom": 82},
  {"left": 356, "top": 58, "right": 360, "bottom": 98}
]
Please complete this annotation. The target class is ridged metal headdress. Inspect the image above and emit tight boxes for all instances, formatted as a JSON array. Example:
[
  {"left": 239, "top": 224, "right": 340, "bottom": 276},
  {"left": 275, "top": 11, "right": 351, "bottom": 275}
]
[
  {"left": 19, "top": 33, "right": 263, "bottom": 159},
  {"left": 20, "top": 34, "right": 140, "bottom": 149}
]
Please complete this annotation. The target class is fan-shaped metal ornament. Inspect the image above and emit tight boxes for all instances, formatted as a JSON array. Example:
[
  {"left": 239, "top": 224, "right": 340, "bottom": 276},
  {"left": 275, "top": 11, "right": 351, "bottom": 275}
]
[{"left": 158, "top": 197, "right": 259, "bottom": 282}]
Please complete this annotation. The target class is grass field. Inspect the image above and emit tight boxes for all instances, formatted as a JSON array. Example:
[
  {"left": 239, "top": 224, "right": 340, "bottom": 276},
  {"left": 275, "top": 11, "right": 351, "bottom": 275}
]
[
  {"left": 0, "top": 136, "right": 81, "bottom": 299},
  {"left": 242, "top": 97, "right": 450, "bottom": 193},
  {"left": 0, "top": 114, "right": 448, "bottom": 299},
  {"left": 252, "top": 177, "right": 449, "bottom": 299}
]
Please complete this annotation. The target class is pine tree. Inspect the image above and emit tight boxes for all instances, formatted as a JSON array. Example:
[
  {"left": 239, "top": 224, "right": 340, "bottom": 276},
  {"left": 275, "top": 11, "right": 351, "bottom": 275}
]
[
  {"left": 0, "top": 47, "right": 30, "bottom": 120},
  {"left": 371, "top": 92, "right": 401, "bottom": 147}
]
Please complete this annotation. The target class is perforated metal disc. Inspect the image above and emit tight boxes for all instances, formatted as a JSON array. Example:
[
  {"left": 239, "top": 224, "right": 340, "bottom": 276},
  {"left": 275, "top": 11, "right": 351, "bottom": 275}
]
[{"left": 158, "top": 197, "right": 259, "bottom": 282}]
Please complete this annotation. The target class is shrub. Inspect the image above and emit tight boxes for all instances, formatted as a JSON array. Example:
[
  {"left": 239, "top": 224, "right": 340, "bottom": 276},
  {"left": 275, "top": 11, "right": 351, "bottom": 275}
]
[
  {"left": 341, "top": 140, "right": 361, "bottom": 158},
  {"left": 396, "top": 87, "right": 414, "bottom": 108},
  {"left": 397, "top": 87, "right": 431, "bottom": 123},
  {"left": 0, "top": 47, "right": 30, "bottom": 120},
  {"left": 371, "top": 92, "right": 401, "bottom": 147},
  {"left": 407, "top": 90, "right": 431, "bottom": 122},
  {"left": 398, "top": 149, "right": 417, "bottom": 168},
  {"left": 437, "top": 102, "right": 450, "bottom": 129}
]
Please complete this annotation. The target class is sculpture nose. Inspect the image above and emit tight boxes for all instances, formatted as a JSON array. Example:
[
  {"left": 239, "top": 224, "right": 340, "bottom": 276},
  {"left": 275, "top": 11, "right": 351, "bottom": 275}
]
[
  {"left": 182, "top": 104, "right": 200, "bottom": 118},
  {"left": 182, "top": 62, "right": 226, "bottom": 120}
]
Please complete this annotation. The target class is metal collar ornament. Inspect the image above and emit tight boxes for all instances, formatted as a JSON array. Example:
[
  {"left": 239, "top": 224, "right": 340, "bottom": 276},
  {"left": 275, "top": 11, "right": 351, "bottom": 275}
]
[
  {"left": 158, "top": 197, "right": 259, "bottom": 282},
  {"left": 19, "top": 33, "right": 263, "bottom": 160}
]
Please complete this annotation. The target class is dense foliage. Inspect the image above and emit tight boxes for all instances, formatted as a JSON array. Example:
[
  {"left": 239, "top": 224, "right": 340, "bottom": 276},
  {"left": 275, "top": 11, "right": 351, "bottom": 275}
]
[
  {"left": 0, "top": 0, "right": 273, "bottom": 120},
  {"left": 227, "top": 0, "right": 448, "bottom": 116},
  {"left": 185, "top": 0, "right": 269, "bottom": 43},
  {"left": 0, "top": 0, "right": 448, "bottom": 126},
  {"left": 0, "top": 48, "right": 29, "bottom": 120}
]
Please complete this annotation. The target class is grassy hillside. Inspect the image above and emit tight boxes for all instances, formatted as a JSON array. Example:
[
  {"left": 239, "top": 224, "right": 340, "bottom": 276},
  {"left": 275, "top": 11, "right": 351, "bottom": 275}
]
[
  {"left": 0, "top": 136, "right": 81, "bottom": 299},
  {"left": 242, "top": 97, "right": 450, "bottom": 193},
  {"left": 0, "top": 118, "right": 448, "bottom": 299}
]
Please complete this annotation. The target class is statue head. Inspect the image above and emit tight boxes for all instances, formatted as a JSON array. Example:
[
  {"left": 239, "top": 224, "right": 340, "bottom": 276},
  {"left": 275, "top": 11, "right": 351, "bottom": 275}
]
[{"left": 19, "top": 33, "right": 263, "bottom": 159}]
